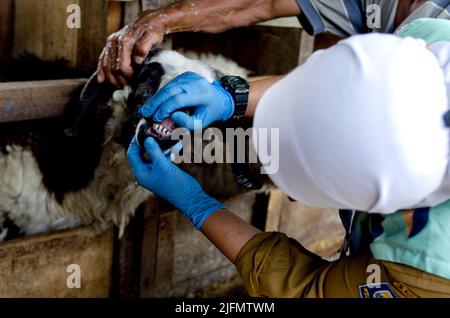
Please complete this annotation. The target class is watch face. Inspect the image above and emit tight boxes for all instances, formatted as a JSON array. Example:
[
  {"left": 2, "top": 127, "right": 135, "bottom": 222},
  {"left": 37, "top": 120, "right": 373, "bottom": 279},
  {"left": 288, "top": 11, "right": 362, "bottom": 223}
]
[
  {"left": 229, "top": 77, "right": 242, "bottom": 85},
  {"left": 224, "top": 76, "right": 248, "bottom": 87}
]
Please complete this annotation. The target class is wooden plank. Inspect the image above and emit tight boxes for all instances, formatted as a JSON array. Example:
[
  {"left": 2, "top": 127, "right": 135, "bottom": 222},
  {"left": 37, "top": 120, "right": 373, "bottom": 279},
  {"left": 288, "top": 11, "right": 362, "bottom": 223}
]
[
  {"left": 265, "top": 188, "right": 288, "bottom": 232},
  {"left": 173, "top": 26, "right": 303, "bottom": 76},
  {"left": 107, "top": 1, "right": 125, "bottom": 37},
  {"left": 77, "top": 0, "right": 110, "bottom": 73},
  {"left": 140, "top": 191, "right": 257, "bottom": 298},
  {"left": 139, "top": 196, "right": 164, "bottom": 298},
  {"left": 12, "top": 0, "right": 119, "bottom": 73},
  {"left": 124, "top": 0, "right": 142, "bottom": 25},
  {"left": 112, "top": 204, "right": 146, "bottom": 298},
  {"left": 265, "top": 189, "right": 344, "bottom": 259},
  {"left": 0, "top": 79, "right": 87, "bottom": 123},
  {"left": 0, "top": 226, "right": 114, "bottom": 297},
  {"left": 0, "top": 0, "right": 14, "bottom": 62},
  {"left": 153, "top": 209, "right": 176, "bottom": 297},
  {"left": 13, "top": 0, "right": 80, "bottom": 66},
  {"left": 278, "top": 202, "right": 344, "bottom": 258}
]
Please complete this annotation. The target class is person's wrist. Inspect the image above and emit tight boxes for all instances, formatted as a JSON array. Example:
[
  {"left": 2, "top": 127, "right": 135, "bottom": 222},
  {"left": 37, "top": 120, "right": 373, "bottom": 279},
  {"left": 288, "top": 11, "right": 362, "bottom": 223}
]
[
  {"left": 270, "top": 0, "right": 301, "bottom": 18},
  {"left": 141, "top": 6, "right": 180, "bottom": 35},
  {"left": 163, "top": 4, "right": 195, "bottom": 33},
  {"left": 182, "top": 187, "right": 226, "bottom": 230},
  {"left": 190, "top": 197, "right": 226, "bottom": 230}
]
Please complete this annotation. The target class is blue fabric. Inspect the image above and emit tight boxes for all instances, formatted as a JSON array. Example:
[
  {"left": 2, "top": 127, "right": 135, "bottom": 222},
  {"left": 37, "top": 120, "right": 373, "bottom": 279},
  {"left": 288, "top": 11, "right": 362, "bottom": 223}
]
[
  {"left": 433, "top": 0, "right": 450, "bottom": 11},
  {"left": 295, "top": 0, "right": 327, "bottom": 35},
  {"left": 369, "top": 202, "right": 450, "bottom": 280},
  {"left": 342, "top": 0, "right": 367, "bottom": 33}
]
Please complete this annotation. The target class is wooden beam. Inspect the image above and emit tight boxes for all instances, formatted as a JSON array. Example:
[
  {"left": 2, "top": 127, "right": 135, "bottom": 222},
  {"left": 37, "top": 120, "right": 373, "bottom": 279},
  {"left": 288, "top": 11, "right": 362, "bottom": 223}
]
[{"left": 0, "top": 79, "right": 87, "bottom": 123}]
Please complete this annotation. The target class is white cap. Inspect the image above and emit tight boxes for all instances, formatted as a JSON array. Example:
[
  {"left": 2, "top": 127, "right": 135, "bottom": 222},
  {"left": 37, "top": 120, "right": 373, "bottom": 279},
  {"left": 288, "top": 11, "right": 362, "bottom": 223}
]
[{"left": 254, "top": 34, "right": 450, "bottom": 213}]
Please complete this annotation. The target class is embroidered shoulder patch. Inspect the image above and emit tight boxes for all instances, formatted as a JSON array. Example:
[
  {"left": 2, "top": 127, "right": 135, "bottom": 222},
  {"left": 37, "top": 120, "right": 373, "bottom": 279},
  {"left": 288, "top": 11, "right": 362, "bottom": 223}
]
[{"left": 359, "top": 283, "right": 397, "bottom": 298}]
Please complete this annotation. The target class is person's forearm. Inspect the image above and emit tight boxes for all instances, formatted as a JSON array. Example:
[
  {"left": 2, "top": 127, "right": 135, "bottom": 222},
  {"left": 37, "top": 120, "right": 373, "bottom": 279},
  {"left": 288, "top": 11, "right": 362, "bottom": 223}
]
[
  {"left": 246, "top": 76, "right": 284, "bottom": 118},
  {"left": 200, "top": 209, "right": 261, "bottom": 263},
  {"left": 160, "top": 0, "right": 301, "bottom": 34}
]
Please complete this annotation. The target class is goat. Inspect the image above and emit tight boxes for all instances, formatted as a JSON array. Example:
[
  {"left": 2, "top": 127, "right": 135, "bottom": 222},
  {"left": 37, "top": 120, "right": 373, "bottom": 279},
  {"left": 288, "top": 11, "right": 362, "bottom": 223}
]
[{"left": 0, "top": 49, "right": 259, "bottom": 241}]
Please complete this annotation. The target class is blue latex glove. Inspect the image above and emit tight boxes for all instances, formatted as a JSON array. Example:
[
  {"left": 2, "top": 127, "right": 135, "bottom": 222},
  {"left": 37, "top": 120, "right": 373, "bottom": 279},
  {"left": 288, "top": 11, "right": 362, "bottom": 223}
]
[
  {"left": 127, "top": 137, "right": 226, "bottom": 229},
  {"left": 138, "top": 72, "right": 235, "bottom": 130}
]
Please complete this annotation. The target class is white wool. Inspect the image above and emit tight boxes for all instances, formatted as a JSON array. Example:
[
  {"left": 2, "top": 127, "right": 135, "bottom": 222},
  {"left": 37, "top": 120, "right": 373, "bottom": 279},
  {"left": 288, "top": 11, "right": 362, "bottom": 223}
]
[{"left": 152, "top": 50, "right": 217, "bottom": 86}]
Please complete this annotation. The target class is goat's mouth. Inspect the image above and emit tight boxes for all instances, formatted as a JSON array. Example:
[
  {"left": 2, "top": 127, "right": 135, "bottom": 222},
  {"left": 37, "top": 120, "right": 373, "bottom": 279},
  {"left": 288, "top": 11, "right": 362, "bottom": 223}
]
[{"left": 136, "top": 116, "right": 180, "bottom": 154}]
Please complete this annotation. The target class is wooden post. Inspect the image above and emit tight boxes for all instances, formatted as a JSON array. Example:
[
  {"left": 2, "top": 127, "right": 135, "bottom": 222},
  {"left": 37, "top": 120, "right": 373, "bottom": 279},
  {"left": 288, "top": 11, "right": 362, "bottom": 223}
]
[{"left": 0, "top": 79, "right": 87, "bottom": 123}]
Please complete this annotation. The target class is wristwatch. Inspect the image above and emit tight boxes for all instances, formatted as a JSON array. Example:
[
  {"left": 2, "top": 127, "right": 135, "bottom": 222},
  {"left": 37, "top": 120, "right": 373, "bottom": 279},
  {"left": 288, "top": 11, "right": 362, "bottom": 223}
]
[{"left": 220, "top": 76, "right": 249, "bottom": 119}]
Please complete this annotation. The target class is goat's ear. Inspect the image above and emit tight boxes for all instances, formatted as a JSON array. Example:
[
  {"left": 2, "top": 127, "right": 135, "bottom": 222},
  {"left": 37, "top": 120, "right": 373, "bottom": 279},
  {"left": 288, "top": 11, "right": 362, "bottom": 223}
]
[{"left": 64, "top": 72, "right": 114, "bottom": 137}]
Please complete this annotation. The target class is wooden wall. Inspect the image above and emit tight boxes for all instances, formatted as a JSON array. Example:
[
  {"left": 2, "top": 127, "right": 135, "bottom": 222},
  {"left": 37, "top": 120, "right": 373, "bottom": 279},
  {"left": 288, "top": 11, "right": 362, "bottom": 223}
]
[
  {"left": 173, "top": 26, "right": 313, "bottom": 76},
  {"left": 0, "top": 0, "right": 14, "bottom": 62},
  {"left": 0, "top": 227, "right": 114, "bottom": 297},
  {"left": 12, "top": 0, "right": 122, "bottom": 74},
  {"left": 6, "top": 0, "right": 317, "bottom": 76}
]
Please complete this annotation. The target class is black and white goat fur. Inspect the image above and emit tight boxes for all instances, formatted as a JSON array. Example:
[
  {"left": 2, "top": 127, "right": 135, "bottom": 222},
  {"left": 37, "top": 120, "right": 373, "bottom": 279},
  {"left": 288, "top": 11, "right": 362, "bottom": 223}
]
[{"left": 0, "top": 49, "right": 249, "bottom": 240}]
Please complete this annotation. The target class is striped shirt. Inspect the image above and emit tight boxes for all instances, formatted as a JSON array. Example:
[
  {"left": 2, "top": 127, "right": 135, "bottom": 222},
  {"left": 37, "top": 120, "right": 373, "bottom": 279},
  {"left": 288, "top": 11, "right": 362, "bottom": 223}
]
[{"left": 295, "top": 0, "right": 450, "bottom": 36}]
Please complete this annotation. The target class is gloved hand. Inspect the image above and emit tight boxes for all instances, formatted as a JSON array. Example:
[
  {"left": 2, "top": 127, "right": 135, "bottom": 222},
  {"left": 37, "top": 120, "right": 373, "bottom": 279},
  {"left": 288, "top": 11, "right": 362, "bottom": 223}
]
[
  {"left": 138, "top": 72, "right": 235, "bottom": 130},
  {"left": 127, "top": 137, "right": 226, "bottom": 229}
]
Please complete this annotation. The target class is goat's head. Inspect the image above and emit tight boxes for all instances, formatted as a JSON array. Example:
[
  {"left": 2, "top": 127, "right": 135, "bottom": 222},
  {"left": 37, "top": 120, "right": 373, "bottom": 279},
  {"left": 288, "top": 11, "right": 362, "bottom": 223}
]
[
  {"left": 66, "top": 48, "right": 219, "bottom": 154},
  {"left": 129, "top": 48, "right": 220, "bottom": 154}
]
